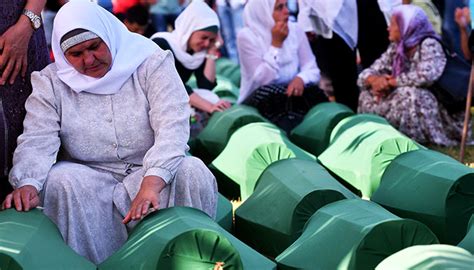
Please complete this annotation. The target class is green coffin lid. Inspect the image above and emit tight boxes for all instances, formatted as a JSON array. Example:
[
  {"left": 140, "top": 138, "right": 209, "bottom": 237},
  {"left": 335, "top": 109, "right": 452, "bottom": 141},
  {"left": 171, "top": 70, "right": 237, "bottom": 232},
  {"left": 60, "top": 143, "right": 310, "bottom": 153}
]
[
  {"left": 186, "top": 74, "right": 239, "bottom": 103},
  {"left": 235, "top": 159, "right": 358, "bottom": 257},
  {"left": 0, "top": 209, "right": 95, "bottom": 269},
  {"left": 290, "top": 102, "right": 353, "bottom": 156},
  {"left": 372, "top": 149, "right": 474, "bottom": 244},
  {"left": 217, "top": 193, "right": 233, "bottom": 232},
  {"left": 318, "top": 114, "right": 421, "bottom": 198},
  {"left": 99, "top": 207, "right": 275, "bottom": 270},
  {"left": 212, "top": 122, "right": 316, "bottom": 200},
  {"left": 458, "top": 215, "right": 474, "bottom": 254},
  {"left": 215, "top": 58, "right": 241, "bottom": 87},
  {"left": 193, "top": 105, "right": 266, "bottom": 164},
  {"left": 376, "top": 244, "right": 474, "bottom": 269},
  {"left": 276, "top": 199, "right": 439, "bottom": 270}
]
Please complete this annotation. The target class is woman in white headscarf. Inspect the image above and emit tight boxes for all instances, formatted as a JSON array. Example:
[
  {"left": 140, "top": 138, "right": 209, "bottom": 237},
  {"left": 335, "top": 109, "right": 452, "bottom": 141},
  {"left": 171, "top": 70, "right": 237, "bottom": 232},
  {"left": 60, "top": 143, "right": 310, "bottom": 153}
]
[
  {"left": 151, "top": 0, "right": 231, "bottom": 136},
  {"left": 1, "top": 1, "right": 217, "bottom": 264},
  {"left": 358, "top": 5, "right": 464, "bottom": 146},
  {"left": 297, "top": 0, "right": 360, "bottom": 111},
  {"left": 237, "top": 0, "right": 327, "bottom": 133}
]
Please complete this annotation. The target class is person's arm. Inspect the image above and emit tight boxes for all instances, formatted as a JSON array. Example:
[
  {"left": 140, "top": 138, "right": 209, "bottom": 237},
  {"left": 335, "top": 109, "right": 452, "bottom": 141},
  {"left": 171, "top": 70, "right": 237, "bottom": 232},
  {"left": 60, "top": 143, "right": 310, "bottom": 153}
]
[
  {"left": 0, "top": 0, "right": 47, "bottom": 85},
  {"left": 237, "top": 30, "right": 281, "bottom": 94},
  {"left": 4, "top": 67, "right": 61, "bottom": 211},
  {"left": 124, "top": 50, "right": 190, "bottom": 223},
  {"left": 396, "top": 38, "right": 447, "bottom": 88},
  {"left": 357, "top": 43, "right": 396, "bottom": 89},
  {"left": 455, "top": 7, "right": 472, "bottom": 60},
  {"left": 195, "top": 62, "right": 217, "bottom": 90}
]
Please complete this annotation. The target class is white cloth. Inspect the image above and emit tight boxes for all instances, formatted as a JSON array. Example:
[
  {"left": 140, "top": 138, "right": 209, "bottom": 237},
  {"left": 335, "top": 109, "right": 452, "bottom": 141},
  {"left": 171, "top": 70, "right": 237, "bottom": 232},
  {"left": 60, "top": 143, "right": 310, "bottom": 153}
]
[
  {"left": 237, "top": 0, "right": 320, "bottom": 103},
  {"left": 52, "top": 1, "right": 158, "bottom": 95},
  {"left": 377, "top": 0, "right": 403, "bottom": 24},
  {"left": 297, "top": 0, "right": 358, "bottom": 50},
  {"left": 151, "top": 0, "right": 220, "bottom": 70},
  {"left": 216, "top": 0, "right": 247, "bottom": 9},
  {"left": 193, "top": 88, "right": 220, "bottom": 104}
]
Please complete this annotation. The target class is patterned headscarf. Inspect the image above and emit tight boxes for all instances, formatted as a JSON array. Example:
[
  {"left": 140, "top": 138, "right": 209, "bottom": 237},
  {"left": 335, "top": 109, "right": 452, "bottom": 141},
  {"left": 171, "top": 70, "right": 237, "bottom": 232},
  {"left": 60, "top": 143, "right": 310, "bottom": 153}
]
[{"left": 391, "top": 5, "right": 438, "bottom": 76}]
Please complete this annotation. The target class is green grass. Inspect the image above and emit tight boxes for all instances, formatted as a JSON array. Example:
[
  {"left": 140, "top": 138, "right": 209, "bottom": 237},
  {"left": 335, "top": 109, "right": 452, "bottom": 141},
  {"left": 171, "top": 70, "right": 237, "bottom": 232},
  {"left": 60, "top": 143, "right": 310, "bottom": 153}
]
[{"left": 429, "top": 145, "right": 474, "bottom": 164}]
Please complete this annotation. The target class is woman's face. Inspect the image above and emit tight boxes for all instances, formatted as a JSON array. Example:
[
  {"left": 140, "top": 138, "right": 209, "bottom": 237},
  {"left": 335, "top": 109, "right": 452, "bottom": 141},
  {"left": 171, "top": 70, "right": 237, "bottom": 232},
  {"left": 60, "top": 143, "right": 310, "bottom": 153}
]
[
  {"left": 272, "top": 0, "right": 289, "bottom": 23},
  {"left": 187, "top": 30, "right": 217, "bottom": 52},
  {"left": 64, "top": 38, "right": 112, "bottom": 78},
  {"left": 388, "top": 16, "right": 402, "bottom": 42}
]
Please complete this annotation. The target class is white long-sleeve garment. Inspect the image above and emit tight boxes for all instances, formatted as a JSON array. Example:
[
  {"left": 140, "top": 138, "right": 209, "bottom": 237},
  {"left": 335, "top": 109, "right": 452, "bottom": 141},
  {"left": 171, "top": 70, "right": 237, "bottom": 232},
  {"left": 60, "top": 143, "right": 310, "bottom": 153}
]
[{"left": 237, "top": 23, "right": 320, "bottom": 104}]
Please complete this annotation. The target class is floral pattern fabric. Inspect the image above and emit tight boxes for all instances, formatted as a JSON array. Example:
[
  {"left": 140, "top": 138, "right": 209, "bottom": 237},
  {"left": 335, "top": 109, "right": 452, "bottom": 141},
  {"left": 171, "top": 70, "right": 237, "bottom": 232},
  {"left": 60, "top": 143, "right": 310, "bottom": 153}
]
[{"left": 358, "top": 38, "right": 466, "bottom": 146}]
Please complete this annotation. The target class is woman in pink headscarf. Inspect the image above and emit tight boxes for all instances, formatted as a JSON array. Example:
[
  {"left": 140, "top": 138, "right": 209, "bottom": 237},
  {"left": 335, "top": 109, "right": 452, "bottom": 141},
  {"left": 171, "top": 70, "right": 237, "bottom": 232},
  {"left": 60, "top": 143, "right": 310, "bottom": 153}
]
[{"left": 358, "top": 5, "right": 465, "bottom": 146}]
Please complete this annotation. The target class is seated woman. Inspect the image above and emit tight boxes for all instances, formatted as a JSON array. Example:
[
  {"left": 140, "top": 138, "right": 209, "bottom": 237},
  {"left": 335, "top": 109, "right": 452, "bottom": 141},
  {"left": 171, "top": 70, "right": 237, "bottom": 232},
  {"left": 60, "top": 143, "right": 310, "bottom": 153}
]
[
  {"left": 151, "top": 0, "right": 231, "bottom": 137},
  {"left": 1, "top": 1, "right": 217, "bottom": 264},
  {"left": 358, "top": 5, "right": 464, "bottom": 146},
  {"left": 237, "top": 0, "right": 328, "bottom": 133}
]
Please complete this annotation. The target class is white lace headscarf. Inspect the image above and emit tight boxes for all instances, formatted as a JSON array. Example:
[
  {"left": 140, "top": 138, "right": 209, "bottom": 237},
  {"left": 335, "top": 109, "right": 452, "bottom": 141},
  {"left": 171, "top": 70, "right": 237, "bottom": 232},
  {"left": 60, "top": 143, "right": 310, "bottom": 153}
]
[
  {"left": 151, "top": 0, "right": 220, "bottom": 70},
  {"left": 52, "top": 0, "right": 158, "bottom": 95}
]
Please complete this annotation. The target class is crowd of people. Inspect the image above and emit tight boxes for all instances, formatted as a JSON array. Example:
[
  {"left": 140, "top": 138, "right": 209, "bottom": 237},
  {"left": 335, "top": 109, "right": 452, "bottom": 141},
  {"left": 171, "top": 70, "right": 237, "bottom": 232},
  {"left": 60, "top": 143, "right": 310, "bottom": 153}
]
[{"left": 0, "top": 0, "right": 472, "bottom": 264}]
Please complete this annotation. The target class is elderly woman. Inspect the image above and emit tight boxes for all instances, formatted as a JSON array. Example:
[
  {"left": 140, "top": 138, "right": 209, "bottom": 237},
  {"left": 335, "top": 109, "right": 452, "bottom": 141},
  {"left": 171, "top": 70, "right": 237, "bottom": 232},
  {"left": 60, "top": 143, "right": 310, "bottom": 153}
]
[
  {"left": 151, "top": 1, "right": 231, "bottom": 136},
  {"left": 237, "top": 0, "right": 327, "bottom": 133},
  {"left": 358, "top": 5, "right": 464, "bottom": 146},
  {"left": 1, "top": 1, "right": 217, "bottom": 264}
]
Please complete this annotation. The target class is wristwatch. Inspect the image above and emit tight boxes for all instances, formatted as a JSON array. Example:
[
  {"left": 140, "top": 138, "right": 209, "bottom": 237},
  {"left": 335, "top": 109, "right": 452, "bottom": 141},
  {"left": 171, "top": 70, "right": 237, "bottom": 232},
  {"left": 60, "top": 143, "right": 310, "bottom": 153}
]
[{"left": 22, "top": 9, "right": 42, "bottom": 30}]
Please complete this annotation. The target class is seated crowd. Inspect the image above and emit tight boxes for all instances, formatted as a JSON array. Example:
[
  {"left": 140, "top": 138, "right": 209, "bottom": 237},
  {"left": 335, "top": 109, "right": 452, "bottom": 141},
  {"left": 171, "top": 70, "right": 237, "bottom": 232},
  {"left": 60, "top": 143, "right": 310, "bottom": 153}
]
[{"left": 0, "top": 0, "right": 471, "bottom": 264}]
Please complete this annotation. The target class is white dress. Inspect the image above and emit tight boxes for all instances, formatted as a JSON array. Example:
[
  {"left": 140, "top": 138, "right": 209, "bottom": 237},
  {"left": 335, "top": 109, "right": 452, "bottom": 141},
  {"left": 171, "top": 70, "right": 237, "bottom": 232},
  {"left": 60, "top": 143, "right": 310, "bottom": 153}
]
[{"left": 9, "top": 50, "right": 218, "bottom": 264}]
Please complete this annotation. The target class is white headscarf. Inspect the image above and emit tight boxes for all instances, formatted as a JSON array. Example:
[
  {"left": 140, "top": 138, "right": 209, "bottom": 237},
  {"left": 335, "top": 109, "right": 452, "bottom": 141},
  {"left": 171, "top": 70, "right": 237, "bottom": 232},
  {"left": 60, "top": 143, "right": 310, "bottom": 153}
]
[
  {"left": 377, "top": 0, "right": 403, "bottom": 24},
  {"left": 151, "top": 0, "right": 220, "bottom": 70},
  {"left": 242, "top": 0, "right": 275, "bottom": 47},
  {"left": 300, "top": 0, "right": 358, "bottom": 49},
  {"left": 52, "top": 0, "right": 158, "bottom": 95}
]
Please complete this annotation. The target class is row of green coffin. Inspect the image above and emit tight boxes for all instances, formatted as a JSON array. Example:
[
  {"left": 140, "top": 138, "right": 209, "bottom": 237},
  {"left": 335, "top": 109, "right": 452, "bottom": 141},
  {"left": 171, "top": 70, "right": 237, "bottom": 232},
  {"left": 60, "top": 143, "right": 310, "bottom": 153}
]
[
  {"left": 232, "top": 158, "right": 474, "bottom": 269},
  {"left": 0, "top": 205, "right": 275, "bottom": 269},
  {"left": 202, "top": 104, "right": 474, "bottom": 245}
]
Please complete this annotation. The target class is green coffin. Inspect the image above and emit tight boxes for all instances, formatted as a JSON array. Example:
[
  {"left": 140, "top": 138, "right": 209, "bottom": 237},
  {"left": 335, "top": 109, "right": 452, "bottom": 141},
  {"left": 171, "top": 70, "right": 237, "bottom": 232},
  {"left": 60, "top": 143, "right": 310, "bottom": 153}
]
[
  {"left": 212, "top": 122, "right": 316, "bottom": 200},
  {"left": 215, "top": 58, "right": 241, "bottom": 87},
  {"left": 458, "top": 215, "right": 474, "bottom": 254},
  {"left": 193, "top": 105, "right": 266, "bottom": 164},
  {"left": 99, "top": 207, "right": 275, "bottom": 270},
  {"left": 376, "top": 245, "right": 474, "bottom": 269},
  {"left": 186, "top": 74, "right": 239, "bottom": 103},
  {"left": 0, "top": 209, "right": 95, "bottom": 269},
  {"left": 217, "top": 193, "right": 233, "bottom": 232},
  {"left": 290, "top": 102, "right": 354, "bottom": 156},
  {"left": 275, "top": 199, "right": 439, "bottom": 270},
  {"left": 212, "top": 76, "right": 240, "bottom": 103},
  {"left": 235, "top": 159, "right": 358, "bottom": 257},
  {"left": 372, "top": 149, "right": 474, "bottom": 244},
  {"left": 318, "top": 114, "right": 421, "bottom": 198}
]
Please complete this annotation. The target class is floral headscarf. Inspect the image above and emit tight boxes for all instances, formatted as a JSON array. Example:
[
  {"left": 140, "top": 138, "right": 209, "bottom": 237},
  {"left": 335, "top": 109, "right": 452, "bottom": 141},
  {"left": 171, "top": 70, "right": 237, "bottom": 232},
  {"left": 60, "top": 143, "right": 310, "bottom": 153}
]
[{"left": 391, "top": 5, "right": 438, "bottom": 76}]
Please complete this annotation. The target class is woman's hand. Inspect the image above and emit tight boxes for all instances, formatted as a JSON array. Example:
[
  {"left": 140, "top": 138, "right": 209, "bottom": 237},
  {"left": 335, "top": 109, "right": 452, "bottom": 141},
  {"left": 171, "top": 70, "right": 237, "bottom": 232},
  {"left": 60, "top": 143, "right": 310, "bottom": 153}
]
[
  {"left": 207, "top": 34, "right": 224, "bottom": 56},
  {"left": 455, "top": 7, "right": 471, "bottom": 29},
  {"left": 0, "top": 17, "right": 34, "bottom": 85},
  {"left": 123, "top": 175, "right": 166, "bottom": 224},
  {"left": 286, "top": 76, "right": 305, "bottom": 97},
  {"left": 271, "top": 21, "right": 289, "bottom": 48},
  {"left": 209, "top": 99, "right": 231, "bottom": 113},
  {"left": 2, "top": 185, "right": 39, "bottom": 211}
]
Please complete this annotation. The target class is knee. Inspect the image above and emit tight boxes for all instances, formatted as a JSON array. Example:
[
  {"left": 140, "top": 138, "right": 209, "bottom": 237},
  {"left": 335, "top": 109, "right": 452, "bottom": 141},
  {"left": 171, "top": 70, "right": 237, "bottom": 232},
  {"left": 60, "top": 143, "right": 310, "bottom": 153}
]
[
  {"left": 175, "top": 157, "right": 216, "bottom": 191},
  {"left": 44, "top": 162, "right": 83, "bottom": 194}
]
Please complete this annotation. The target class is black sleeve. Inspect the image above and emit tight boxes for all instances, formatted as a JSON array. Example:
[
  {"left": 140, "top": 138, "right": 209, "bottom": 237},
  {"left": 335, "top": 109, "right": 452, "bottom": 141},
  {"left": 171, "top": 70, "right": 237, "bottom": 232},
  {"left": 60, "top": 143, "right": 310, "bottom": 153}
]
[
  {"left": 153, "top": 37, "right": 194, "bottom": 95},
  {"left": 194, "top": 62, "right": 217, "bottom": 90}
]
